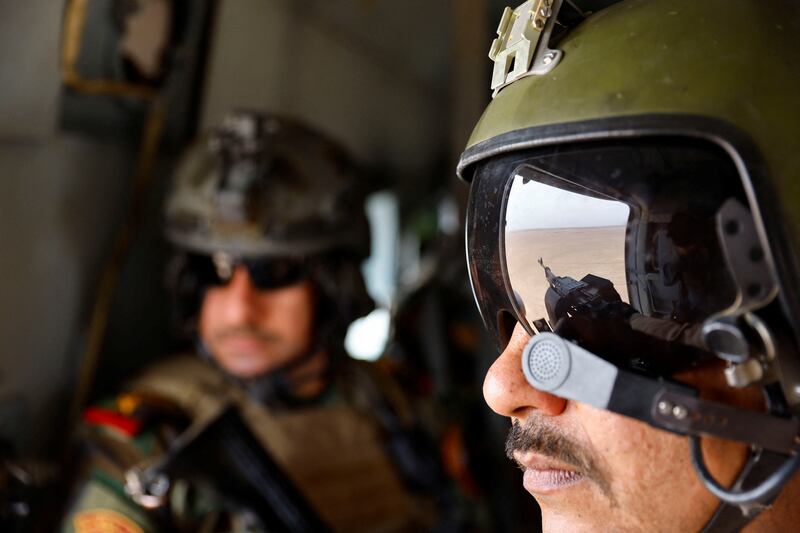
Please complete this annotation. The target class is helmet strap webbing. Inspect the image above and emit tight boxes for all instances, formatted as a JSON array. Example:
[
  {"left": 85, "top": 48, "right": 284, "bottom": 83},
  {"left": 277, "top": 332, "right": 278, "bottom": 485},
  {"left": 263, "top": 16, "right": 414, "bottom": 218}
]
[{"left": 700, "top": 449, "right": 784, "bottom": 533}]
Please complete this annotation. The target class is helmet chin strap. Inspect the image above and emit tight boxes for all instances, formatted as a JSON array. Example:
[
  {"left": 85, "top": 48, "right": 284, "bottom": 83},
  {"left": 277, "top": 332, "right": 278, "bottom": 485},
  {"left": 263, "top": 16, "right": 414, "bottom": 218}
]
[
  {"left": 699, "top": 447, "right": 791, "bottom": 532},
  {"left": 698, "top": 383, "right": 800, "bottom": 532}
]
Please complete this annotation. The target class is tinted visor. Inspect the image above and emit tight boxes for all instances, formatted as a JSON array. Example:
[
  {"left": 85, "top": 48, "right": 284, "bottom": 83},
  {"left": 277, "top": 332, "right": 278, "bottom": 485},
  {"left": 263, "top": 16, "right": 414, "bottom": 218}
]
[{"left": 467, "top": 137, "right": 753, "bottom": 374}]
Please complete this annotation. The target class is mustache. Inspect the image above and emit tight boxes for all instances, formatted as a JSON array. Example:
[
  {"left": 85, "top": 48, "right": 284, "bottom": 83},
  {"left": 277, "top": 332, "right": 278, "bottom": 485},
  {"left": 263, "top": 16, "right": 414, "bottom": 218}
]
[
  {"left": 505, "top": 417, "right": 614, "bottom": 501},
  {"left": 211, "top": 325, "right": 281, "bottom": 344}
]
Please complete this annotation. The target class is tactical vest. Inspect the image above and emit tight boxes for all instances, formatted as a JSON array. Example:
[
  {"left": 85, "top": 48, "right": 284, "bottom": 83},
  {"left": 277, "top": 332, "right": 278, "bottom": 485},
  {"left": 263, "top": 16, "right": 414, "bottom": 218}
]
[{"left": 124, "top": 355, "right": 426, "bottom": 532}]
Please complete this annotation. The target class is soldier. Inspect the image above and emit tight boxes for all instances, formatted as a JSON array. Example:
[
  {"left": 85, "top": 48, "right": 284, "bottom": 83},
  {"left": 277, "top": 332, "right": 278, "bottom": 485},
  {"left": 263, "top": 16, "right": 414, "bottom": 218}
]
[
  {"left": 61, "top": 110, "right": 449, "bottom": 532},
  {"left": 458, "top": 0, "right": 800, "bottom": 531}
]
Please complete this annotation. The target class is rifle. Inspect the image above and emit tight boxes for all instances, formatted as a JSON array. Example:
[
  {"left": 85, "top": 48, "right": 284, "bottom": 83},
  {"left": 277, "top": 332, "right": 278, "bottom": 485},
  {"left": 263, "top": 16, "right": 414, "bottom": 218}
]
[{"left": 125, "top": 405, "right": 330, "bottom": 533}]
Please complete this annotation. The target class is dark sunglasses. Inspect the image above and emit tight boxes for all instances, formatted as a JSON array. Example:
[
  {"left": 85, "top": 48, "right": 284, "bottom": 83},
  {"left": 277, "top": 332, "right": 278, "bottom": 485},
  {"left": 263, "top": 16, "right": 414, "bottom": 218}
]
[{"left": 189, "top": 253, "right": 310, "bottom": 290}]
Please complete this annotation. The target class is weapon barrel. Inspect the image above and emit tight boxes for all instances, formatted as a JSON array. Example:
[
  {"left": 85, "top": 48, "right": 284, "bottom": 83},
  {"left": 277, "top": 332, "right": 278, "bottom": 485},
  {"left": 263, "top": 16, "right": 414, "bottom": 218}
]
[{"left": 538, "top": 257, "right": 557, "bottom": 286}]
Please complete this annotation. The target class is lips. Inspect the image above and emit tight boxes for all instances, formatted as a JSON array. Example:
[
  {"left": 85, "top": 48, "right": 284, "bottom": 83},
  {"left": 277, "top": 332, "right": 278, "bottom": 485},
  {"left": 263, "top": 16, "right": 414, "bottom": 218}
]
[
  {"left": 220, "top": 334, "right": 268, "bottom": 351},
  {"left": 214, "top": 329, "right": 280, "bottom": 355},
  {"left": 212, "top": 334, "right": 277, "bottom": 378},
  {"left": 514, "top": 451, "right": 585, "bottom": 494}
]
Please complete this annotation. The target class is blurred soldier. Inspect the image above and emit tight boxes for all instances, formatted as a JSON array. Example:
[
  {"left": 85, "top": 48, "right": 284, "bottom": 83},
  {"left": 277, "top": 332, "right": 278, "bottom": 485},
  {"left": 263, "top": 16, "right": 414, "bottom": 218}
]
[
  {"left": 458, "top": 0, "right": 800, "bottom": 531},
  {"left": 61, "top": 111, "right": 449, "bottom": 532}
]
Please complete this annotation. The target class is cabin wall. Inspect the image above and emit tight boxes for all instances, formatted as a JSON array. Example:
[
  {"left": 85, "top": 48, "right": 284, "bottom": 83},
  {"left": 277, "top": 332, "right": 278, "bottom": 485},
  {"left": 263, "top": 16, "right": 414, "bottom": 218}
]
[
  {"left": 201, "top": 0, "right": 449, "bottom": 179},
  {"left": 0, "top": 1, "right": 135, "bottom": 451}
]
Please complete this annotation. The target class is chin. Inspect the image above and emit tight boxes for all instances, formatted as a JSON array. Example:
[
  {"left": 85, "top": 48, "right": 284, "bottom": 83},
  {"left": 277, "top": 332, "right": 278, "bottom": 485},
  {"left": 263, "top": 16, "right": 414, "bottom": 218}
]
[
  {"left": 541, "top": 509, "right": 626, "bottom": 533},
  {"left": 217, "top": 353, "right": 277, "bottom": 379},
  {"left": 542, "top": 516, "right": 607, "bottom": 533},
  {"left": 536, "top": 491, "right": 627, "bottom": 533}
]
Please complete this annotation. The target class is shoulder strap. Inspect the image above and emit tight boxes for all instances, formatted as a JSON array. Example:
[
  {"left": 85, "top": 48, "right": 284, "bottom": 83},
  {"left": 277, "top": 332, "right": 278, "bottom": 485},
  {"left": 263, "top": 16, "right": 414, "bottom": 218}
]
[
  {"left": 124, "top": 354, "right": 238, "bottom": 422},
  {"left": 337, "top": 358, "right": 450, "bottom": 496},
  {"left": 338, "top": 358, "right": 414, "bottom": 428}
]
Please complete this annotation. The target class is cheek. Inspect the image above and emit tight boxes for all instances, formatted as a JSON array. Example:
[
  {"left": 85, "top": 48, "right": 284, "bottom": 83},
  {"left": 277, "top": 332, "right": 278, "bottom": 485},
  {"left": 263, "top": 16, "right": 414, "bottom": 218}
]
[
  {"left": 198, "top": 289, "right": 223, "bottom": 336},
  {"left": 595, "top": 413, "right": 678, "bottom": 456},
  {"left": 579, "top": 405, "right": 697, "bottom": 495},
  {"left": 577, "top": 405, "right": 719, "bottom": 529},
  {"left": 255, "top": 285, "right": 316, "bottom": 339}
]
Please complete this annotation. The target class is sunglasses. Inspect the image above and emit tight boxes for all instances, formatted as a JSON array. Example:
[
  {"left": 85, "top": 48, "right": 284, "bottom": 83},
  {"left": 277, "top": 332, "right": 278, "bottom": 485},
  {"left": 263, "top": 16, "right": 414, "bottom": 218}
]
[{"left": 189, "top": 252, "right": 310, "bottom": 290}]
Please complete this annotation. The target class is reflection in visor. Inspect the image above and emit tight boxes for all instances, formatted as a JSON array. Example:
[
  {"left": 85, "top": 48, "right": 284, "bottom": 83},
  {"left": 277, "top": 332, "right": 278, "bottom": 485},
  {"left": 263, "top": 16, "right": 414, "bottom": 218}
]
[
  {"left": 467, "top": 138, "right": 751, "bottom": 375},
  {"left": 503, "top": 172, "right": 630, "bottom": 330}
]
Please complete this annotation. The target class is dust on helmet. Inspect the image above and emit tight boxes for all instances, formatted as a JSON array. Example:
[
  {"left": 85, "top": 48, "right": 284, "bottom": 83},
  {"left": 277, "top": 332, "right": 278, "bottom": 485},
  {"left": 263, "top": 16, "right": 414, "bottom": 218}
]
[{"left": 458, "top": 0, "right": 800, "bottom": 529}]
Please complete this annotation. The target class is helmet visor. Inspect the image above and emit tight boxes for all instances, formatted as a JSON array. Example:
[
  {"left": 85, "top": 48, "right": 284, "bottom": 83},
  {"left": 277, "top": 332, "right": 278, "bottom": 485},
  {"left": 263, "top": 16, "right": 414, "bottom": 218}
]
[
  {"left": 467, "top": 137, "right": 765, "bottom": 375},
  {"left": 503, "top": 168, "right": 631, "bottom": 328}
]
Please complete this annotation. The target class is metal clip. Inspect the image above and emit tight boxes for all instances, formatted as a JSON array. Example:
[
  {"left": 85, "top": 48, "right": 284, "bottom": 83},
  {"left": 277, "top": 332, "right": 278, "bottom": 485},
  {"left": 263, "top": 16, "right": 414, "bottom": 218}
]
[
  {"left": 124, "top": 467, "right": 171, "bottom": 509},
  {"left": 701, "top": 199, "right": 781, "bottom": 388},
  {"left": 489, "top": 0, "right": 564, "bottom": 96}
]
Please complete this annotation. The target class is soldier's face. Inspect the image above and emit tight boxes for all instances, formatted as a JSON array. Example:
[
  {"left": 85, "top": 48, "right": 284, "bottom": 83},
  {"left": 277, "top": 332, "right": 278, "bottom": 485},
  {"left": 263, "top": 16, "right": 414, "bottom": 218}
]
[
  {"left": 484, "top": 323, "right": 758, "bottom": 532},
  {"left": 198, "top": 266, "right": 316, "bottom": 379}
]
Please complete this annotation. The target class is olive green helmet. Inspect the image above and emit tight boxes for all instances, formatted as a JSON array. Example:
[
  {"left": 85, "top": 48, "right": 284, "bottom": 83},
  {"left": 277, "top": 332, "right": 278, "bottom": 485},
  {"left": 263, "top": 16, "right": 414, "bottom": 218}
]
[
  {"left": 166, "top": 110, "right": 369, "bottom": 259},
  {"left": 459, "top": 0, "right": 800, "bottom": 528}
]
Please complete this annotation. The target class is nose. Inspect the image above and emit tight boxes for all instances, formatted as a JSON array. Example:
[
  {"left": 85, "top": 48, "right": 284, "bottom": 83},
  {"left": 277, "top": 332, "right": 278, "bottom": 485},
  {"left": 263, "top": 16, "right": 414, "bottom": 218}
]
[
  {"left": 216, "top": 265, "right": 262, "bottom": 323},
  {"left": 483, "top": 322, "right": 567, "bottom": 418}
]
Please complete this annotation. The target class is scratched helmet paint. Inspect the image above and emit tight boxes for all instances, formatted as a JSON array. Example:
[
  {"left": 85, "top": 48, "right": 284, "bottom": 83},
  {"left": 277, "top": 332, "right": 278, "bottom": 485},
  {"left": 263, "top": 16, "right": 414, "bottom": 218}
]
[{"left": 458, "top": 0, "right": 800, "bottom": 528}]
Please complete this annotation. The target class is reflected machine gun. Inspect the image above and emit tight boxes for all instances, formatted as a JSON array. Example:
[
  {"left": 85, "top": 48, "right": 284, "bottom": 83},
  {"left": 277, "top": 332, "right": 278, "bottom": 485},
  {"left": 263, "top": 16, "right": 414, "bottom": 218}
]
[{"left": 538, "top": 257, "right": 625, "bottom": 327}]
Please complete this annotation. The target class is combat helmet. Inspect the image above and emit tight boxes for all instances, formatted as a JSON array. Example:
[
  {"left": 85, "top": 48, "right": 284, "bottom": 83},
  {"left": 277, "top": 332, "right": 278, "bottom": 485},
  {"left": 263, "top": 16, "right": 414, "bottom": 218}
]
[
  {"left": 458, "top": 0, "right": 800, "bottom": 529},
  {"left": 166, "top": 110, "right": 373, "bottom": 341}
]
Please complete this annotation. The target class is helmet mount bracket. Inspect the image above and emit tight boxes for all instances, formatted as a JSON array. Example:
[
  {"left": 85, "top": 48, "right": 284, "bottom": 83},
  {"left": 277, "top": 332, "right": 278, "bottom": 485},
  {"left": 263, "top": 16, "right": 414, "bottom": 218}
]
[
  {"left": 701, "top": 199, "right": 786, "bottom": 390},
  {"left": 489, "top": 0, "right": 564, "bottom": 97}
]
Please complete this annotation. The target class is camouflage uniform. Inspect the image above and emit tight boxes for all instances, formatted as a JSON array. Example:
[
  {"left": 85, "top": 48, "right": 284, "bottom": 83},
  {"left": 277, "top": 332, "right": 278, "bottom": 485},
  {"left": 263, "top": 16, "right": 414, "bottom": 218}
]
[
  {"left": 63, "top": 354, "right": 435, "bottom": 532},
  {"left": 61, "top": 111, "right": 446, "bottom": 532}
]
